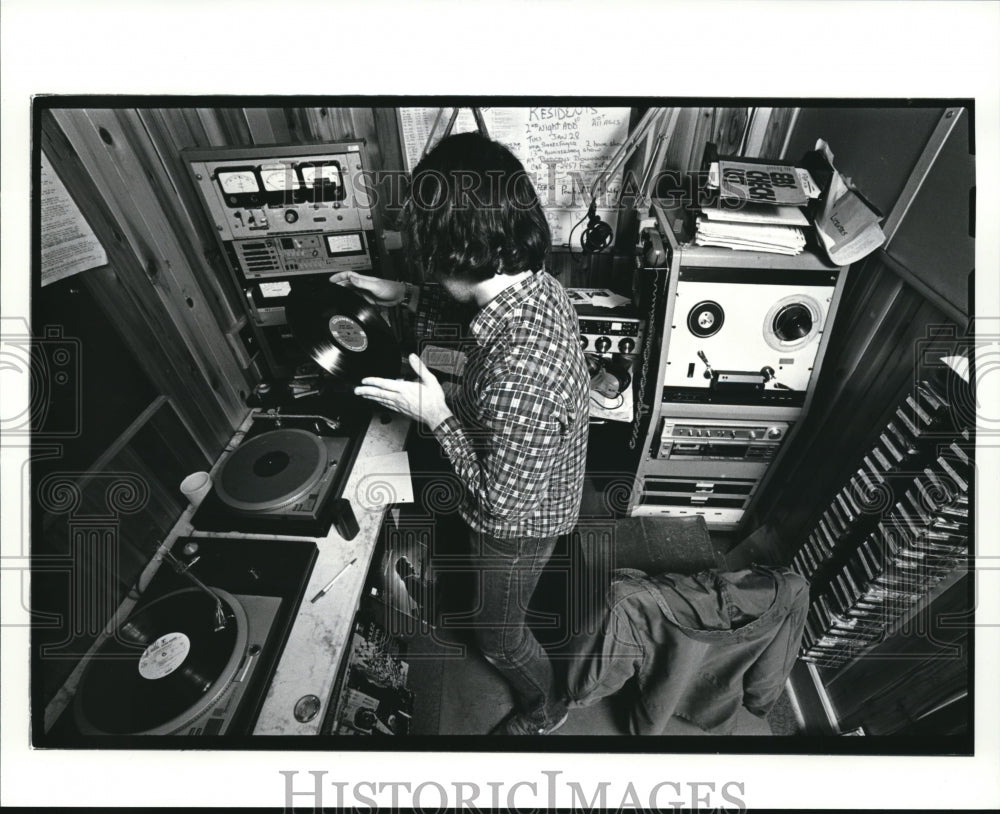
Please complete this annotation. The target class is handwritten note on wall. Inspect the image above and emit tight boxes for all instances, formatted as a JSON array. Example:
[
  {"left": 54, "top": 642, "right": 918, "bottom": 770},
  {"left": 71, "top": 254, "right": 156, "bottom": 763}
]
[
  {"left": 398, "top": 107, "right": 631, "bottom": 246},
  {"left": 40, "top": 150, "right": 107, "bottom": 286}
]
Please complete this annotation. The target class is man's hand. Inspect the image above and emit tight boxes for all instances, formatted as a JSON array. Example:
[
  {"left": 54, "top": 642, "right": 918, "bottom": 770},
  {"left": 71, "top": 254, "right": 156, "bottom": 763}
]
[
  {"left": 354, "top": 354, "right": 453, "bottom": 430},
  {"left": 329, "top": 271, "right": 406, "bottom": 307}
]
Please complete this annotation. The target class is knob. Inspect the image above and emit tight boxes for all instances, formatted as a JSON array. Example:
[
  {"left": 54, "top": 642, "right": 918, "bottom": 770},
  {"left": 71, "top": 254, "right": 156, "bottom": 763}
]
[
  {"left": 618, "top": 337, "right": 636, "bottom": 354},
  {"left": 579, "top": 336, "right": 589, "bottom": 350},
  {"left": 767, "top": 427, "right": 783, "bottom": 439},
  {"left": 293, "top": 695, "right": 322, "bottom": 724},
  {"left": 182, "top": 542, "right": 199, "bottom": 556},
  {"left": 284, "top": 210, "right": 298, "bottom": 224},
  {"left": 595, "top": 336, "right": 612, "bottom": 353}
]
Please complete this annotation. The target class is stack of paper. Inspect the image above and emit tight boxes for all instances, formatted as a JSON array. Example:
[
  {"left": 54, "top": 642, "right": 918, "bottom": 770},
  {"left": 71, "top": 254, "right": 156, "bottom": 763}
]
[
  {"left": 700, "top": 203, "right": 809, "bottom": 228},
  {"left": 698, "top": 164, "right": 816, "bottom": 254},
  {"left": 566, "top": 288, "right": 631, "bottom": 309},
  {"left": 694, "top": 215, "right": 807, "bottom": 255}
]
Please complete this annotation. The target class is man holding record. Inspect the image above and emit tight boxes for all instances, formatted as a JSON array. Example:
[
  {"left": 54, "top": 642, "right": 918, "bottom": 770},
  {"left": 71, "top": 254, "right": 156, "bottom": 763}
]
[{"left": 330, "top": 132, "right": 590, "bottom": 736}]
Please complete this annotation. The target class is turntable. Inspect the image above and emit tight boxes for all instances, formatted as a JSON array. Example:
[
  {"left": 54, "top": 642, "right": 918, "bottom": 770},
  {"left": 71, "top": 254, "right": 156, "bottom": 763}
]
[
  {"left": 191, "top": 412, "right": 364, "bottom": 539},
  {"left": 73, "top": 587, "right": 270, "bottom": 736},
  {"left": 57, "top": 536, "right": 318, "bottom": 741}
]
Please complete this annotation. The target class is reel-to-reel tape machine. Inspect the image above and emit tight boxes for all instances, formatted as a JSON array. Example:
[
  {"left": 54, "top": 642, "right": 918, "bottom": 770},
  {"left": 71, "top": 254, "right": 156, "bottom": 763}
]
[
  {"left": 629, "top": 201, "right": 848, "bottom": 529},
  {"left": 662, "top": 267, "right": 838, "bottom": 407}
]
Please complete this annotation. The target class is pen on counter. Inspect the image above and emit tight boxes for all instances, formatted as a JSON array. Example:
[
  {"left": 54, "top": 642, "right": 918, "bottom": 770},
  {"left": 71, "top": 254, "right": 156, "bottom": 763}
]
[{"left": 310, "top": 557, "right": 357, "bottom": 603}]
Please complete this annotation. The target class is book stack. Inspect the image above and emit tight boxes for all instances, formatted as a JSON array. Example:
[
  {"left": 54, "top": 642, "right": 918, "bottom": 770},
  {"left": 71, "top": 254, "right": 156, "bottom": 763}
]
[{"left": 694, "top": 160, "right": 817, "bottom": 255}]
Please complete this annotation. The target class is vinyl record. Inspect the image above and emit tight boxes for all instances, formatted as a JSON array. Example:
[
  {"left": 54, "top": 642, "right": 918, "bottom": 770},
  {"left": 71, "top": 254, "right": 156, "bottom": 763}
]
[
  {"left": 73, "top": 588, "right": 248, "bottom": 735},
  {"left": 286, "top": 280, "right": 401, "bottom": 386}
]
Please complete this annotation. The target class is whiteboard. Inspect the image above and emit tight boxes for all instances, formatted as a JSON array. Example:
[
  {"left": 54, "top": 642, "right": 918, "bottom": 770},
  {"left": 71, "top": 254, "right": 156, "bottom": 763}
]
[{"left": 398, "top": 107, "right": 632, "bottom": 246}]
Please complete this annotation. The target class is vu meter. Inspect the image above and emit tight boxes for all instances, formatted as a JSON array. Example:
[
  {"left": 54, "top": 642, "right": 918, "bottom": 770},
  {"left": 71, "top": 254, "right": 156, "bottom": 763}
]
[
  {"left": 259, "top": 165, "right": 299, "bottom": 192},
  {"left": 186, "top": 143, "right": 379, "bottom": 281},
  {"left": 218, "top": 169, "right": 261, "bottom": 194}
]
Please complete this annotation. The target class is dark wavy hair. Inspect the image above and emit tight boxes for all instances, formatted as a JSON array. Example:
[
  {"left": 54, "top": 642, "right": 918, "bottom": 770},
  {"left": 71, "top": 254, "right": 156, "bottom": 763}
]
[{"left": 402, "top": 132, "right": 550, "bottom": 282}]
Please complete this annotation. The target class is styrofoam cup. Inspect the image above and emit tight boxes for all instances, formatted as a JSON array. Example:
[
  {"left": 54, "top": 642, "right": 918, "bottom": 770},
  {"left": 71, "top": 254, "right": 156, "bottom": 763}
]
[{"left": 180, "top": 471, "right": 212, "bottom": 509}]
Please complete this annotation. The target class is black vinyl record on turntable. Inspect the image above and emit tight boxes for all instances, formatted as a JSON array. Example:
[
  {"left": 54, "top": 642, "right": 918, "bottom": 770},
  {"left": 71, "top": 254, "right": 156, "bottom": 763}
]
[
  {"left": 286, "top": 279, "right": 402, "bottom": 387},
  {"left": 59, "top": 536, "right": 318, "bottom": 740},
  {"left": 74, "top": 587, "right": 251, "bottom": 736}
]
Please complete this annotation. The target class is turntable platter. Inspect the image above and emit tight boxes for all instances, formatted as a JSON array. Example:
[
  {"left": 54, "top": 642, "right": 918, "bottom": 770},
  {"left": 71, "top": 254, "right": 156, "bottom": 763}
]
[
  {"left": 74, "top": 588, "right": 249, "bottom": 735},
  {"left": 215, "top": 429, "right": 328, "bottom": 512}
]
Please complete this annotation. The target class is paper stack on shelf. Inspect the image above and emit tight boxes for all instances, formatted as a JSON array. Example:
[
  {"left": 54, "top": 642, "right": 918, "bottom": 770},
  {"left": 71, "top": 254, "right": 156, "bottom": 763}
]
[
  {"left": 696, "top": 159, "right": 819, "bottom": 255},
  {"left": 700, "top": 203, "right": 810, "bottom": 227},
  {"left": 694, "top": 212, "right": 807, "bottom": 255}
]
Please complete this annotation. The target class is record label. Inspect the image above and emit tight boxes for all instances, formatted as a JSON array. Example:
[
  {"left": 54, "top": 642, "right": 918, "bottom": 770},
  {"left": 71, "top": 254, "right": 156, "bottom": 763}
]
[
  {"left": 328, "top": 316, "right": 369, "bottom": 352},
  {"left": 138, "top": 632, "right": 191, "bottom": 680}
]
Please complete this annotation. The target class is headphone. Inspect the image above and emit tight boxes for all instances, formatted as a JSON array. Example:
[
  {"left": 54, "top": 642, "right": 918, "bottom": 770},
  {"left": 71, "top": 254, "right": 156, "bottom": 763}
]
[{"left": 588, "top": 354, "right": 633, "bottom": 398}]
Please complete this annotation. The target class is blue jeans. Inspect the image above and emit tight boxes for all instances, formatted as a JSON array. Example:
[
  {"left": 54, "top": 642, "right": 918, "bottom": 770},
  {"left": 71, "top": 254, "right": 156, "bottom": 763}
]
[{"left": 471, "top": 530, "right": 560, "bottom": 720}]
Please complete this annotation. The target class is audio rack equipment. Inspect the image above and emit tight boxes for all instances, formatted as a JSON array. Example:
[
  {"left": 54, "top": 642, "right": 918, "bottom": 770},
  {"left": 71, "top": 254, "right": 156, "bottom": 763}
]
[
  {"left": 568, "top": 291, "right": 646, "bottom": 357},
  {"left": 657, "top": 418, "right": 789, "bottom": 461},
  {"left": 185, "top": 142, "right": 388, "bottom": 379},
  {"left": 579, "top": 315, "right": 644, "bottom": 356},
  {"left": 628, "top": 200, "right": 848, "bottom": 529}
]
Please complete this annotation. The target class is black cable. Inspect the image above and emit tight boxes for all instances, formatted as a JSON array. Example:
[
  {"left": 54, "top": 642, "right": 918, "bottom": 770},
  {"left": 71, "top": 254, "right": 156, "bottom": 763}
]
[
  {"left": 566, "top": 205, "right": 591, "bottom": 266},
  {"left": 591, "top": 392, "right": 625, "bottom": 410}
]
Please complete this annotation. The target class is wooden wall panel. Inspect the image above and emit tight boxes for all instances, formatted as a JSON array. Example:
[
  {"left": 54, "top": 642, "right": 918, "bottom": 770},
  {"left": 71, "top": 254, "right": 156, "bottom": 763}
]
[
  {"left": 711, "top": 107, "right": 749, "bottom": 155},
  {"left": 824, "top": 577, "right": 971, "bottom": 735},
  {"left": 746, "top": 256, "right": 955, "bottom": 553},
  {"left": 883, "top": 107, "right": 974, "bottom": 322},
  {"left": 49, "top": 109, "right": 251, "bottom": 427},
  {"left": 758, "top": 107, "right": 797, "bottom": 159},
  {"left": 242, "top": 108, "right": 293, "bottom": 144},
  {"left": 128, "top": 109, "right": 246, "bottom": 327},
  {"left": 40, "top": 113, "right": 242, "bottom": 458},
  {"left": 193, "top": 107, "right": 234, "bottom": 146}
]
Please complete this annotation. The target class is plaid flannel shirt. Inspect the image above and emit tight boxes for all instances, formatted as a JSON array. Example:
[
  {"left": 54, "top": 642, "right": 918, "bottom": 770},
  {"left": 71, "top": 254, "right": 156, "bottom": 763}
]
[{"left": 429, "top": 271, "right": 590, "bottom": 539}]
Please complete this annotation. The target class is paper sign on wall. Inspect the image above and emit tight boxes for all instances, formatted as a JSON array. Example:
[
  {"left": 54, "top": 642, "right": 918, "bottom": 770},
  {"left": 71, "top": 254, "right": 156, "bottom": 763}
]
[
  {"left": 40, "top": 150, "right": 108, "bottom": 286},
  {"left": 398, "top": 107, "right": 631, "bottom": 246}
]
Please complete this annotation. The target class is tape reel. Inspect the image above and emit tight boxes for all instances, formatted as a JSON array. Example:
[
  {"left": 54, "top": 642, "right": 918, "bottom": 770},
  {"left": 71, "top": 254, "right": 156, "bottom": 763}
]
[
  {"left": 687, "top": 300, "right": 725, "bottom": 338},
  {"left": 762, "top": 294, "right": 823, "bottom": 352}
]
